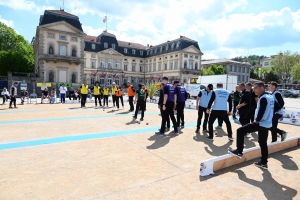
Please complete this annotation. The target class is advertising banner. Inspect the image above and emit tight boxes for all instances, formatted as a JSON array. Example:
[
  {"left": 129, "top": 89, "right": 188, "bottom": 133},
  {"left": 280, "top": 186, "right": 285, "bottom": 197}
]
[{"left": 279, "top": 108, "right": 300, "bottom": 126}]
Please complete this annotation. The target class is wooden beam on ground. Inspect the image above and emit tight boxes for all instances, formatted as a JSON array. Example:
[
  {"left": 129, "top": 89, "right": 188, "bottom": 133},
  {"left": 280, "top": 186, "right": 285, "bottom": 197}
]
[{"left": 200, "top": 136, "right": 300, "bottom": 176}]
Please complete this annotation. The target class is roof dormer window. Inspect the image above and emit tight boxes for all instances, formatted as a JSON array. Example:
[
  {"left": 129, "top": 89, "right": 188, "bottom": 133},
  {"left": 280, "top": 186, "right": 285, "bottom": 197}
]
[
  {"left": 92, "top": 44, "right": 95, "bottom": 50},
  {"left": 112, "top": 44, "right": 116, "bottom": 49},
  {"left": 132, "top": 49, "right": 136, "bottom": 54},
  {"left": 124, "top": 48, "right": 128, "bottom": 53},
  {"left": 104, "top": 42, "right": 108, "bottom": 48}
]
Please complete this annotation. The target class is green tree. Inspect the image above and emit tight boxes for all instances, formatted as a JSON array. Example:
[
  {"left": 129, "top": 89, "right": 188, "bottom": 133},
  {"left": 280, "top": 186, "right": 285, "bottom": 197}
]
[
  {"left": 291, "top": 62, "right": 300, "bottom": 82},
  {"left": 264, "top": 71, "right": 280, "bottom": 83},
  {"left": 202, "top": 64, "right": 226, "bottom": 76},
  {"left": 0, "top": 22, "right": 34, "bottom": 76},
  {"left": 201, "top": 67, "right": 214, "bottom": 76},
  {"left": 270, "top": 51, "right": 298, "bottom": 77},
  {"left": 250, "top": 68, "right": 259, "bottom": 79}
]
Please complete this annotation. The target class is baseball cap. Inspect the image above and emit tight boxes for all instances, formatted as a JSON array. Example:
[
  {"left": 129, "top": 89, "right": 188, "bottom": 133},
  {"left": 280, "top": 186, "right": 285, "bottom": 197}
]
[{"left": 208, "top": 84, "right": 213, "bottom": 90}]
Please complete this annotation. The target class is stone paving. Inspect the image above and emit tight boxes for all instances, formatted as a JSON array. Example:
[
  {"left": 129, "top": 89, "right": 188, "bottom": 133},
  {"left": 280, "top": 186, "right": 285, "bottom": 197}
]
[{"left": 0, "top": 97, "right": 299, "bottom": 199}]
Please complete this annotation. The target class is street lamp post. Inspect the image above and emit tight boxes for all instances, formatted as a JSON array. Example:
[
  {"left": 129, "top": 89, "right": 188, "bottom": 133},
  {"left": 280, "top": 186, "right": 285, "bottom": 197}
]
[{"left": 281, "top": 72, "right": 290, "bottom": 89}]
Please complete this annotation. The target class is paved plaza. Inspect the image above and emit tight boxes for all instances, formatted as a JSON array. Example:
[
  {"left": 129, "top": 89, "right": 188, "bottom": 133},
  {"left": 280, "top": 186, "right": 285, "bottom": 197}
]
[{"left": 0, "top": 97, "right": 300, "bottom": 199}]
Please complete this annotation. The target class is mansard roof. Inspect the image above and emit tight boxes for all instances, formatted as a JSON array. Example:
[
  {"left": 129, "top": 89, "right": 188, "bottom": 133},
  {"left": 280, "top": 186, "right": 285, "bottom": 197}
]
[{"left": 39, "top": 9, "right": 83, "bottom": 31}]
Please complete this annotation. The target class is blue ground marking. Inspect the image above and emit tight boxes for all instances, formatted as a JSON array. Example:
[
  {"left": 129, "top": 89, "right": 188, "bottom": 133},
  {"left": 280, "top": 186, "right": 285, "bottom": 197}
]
[
  {"left": 0, "top": 110, "right": 43, "bottom": 114},
  {"left": 0, "top": 119, "right": 236, "bottom": 150},
  {"left": 0, "top": 110, "right": 195, "bottom": 125}
]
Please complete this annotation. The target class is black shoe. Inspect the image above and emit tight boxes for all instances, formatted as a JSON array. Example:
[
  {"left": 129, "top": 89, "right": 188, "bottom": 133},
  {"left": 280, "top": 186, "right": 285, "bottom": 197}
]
[
  {"left": 181, "top": 125, "right": 184, "bottom": 128},
  {"left": 155, "top": 132, "right": 165, "bottom": 136},
  {"left": 281, "top": 131, "right": 288, "bottom": 142},
  {"left": 206, "top": 136, "right": 213, "bottom": 141},
  {"left": 195, "top": 129, "right": 200, "bottom": 133},
  {"left": 140, "top": 118, "right": 143, "bottom": 121},
  {"left": 228, "top": 137, "right": 234, "bottom": 141},
  {"left": 133, "top": 116, "right": 137, "bottom": 119},
  {"left": 228, "top": 148, "right": 243, "bottom": 159},
  {"left": 203, "top": 130, "right": 209, "bottom": 133},
  {"left": 172, "top": 130, "right": 179, "bottom": 135},
  {"left": 254, "top": 161, "right": 268, "bottom": 169}
]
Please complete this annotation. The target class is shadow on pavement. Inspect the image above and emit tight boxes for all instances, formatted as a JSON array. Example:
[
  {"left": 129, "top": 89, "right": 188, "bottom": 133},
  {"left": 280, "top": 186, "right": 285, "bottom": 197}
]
[
  {"left": 126, "top": 119, "right": 137, "bottom": 125},
  {"left": 146, "top": 131, "right": 183, "bottom": 149}
]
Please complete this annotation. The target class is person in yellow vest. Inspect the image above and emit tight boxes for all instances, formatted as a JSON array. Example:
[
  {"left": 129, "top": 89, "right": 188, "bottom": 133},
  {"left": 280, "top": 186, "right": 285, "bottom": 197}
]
[
  {"left": 94, "top": 82, "right": 102, "bottom": 107},
  {"left": 80, "top": 81, "right": 88, "bottom": 108},
  {"left": 111, "top": 82, "right": 118, "bottom": 107},
  {"left": 127, "top": 81, "right": 135, "bottom": 112},
  {"left": 116, "top": 85, "right": 123, "bottom": 110},
  {"left": 103, "top": 85, "right": 109, "bottom": 107}
]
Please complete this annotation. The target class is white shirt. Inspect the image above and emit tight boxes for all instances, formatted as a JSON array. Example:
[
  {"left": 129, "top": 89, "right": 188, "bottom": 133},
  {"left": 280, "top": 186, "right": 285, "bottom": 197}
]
[
  {"left": 59, "top": 86, "right": 67, "bottom": 94},
  {"left": 1, "top": 91, "right": 9, "bottom": 96}
]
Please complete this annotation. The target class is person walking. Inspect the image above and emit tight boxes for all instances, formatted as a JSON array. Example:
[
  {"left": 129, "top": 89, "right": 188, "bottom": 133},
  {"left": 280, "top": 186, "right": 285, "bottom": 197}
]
[
  {"left": 195, "top": 84, "right": 213, "bottom": 133},
  {"left": 9, "top": 82, "right": 19, "bottom": 108},
  {"left": 80, "top": 81, "right": 88, "bottom": 108},
  {"left": 156, "top": 77, "right": 178, "bottom": 136},
  {"left": 142, "top": 84, "right": 149, "bottom": 111},
  {"left": 228, "top": 82, "right": 274, "bottom": 169},
  {"left": 1, "top": 87, "right": 10, "bottom": 105},
  {"left": 127, "top": 81, "right": 135, "bottom": 112},
  {"left": 232, "top": 85, "right": 241, "bottom": 121},
  {"left": 246, "top": 82, "right": 258, "bottom": 123},
  {"left": 111, "top": 82, "right": 118, "bottom": 107},
  {"left": 268, "top": 81, "right": 288, "bottom": 142},
  {"left": 236, "top": 83, "right": 252, "bottom": 129},
  {"left": 116, "top": 86, "right": 123, "bottom": 110},
  {"left": 117, "top": 86, "right": 124, "bottom": 108},
  {"left": 158, "top": 83, "right": 170, "bottom": 132},
  {"left": 94, "top": 82, "right": 102, "bottom": 107},
  {"left": 59, "top": 83, "right": 67, "bottom": 104},
  {"left": 103, "top": 85, "right": 109, "bottom": 107},
  {"left": 133, "top": 84, "right": 146, "bottom": 121},
  {"left": 206, "top": 82, "right": 233, "bottom": 141},
  {"left": 174, "top": 81, "right": 187, "bottom": 128}
]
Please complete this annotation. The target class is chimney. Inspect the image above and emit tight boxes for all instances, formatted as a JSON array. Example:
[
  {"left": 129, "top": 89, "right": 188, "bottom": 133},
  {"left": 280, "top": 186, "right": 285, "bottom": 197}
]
[
  {"left": 128, "top": 43, "right": 131, "bottom": 46},
  {"left": 180, "top": 35, "right": 183, "bottom": 38},
  {"left": 150, "top": 45, "right": 153, "bottom": 48},
  {"left": 147, "top": 44, "right": 149, "bottom": 47}
]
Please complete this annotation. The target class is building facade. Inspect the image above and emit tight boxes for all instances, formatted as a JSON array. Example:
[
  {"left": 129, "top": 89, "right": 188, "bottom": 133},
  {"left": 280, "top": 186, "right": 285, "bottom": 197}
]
[
  {"left": 33, "top": 9, "right": 86, "bottom": 89},
  {"left": 201, "top": 59, "right": 252, "bottom": 83}
]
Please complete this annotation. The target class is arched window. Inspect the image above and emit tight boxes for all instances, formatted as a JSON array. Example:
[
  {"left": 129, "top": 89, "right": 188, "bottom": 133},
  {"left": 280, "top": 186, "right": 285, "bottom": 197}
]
[
  {"left": 166, "top": 44, "right": 169, "bottom": 51},
  {"left": 115, "top": 61, "right": 120, "bottom": 69},
  {"left": 171, "top": 43, "right": 175, "bottom": 49},
  {"left": 115, "top": 77, "right": 120, "bottom": 85},
  {"left": 176, "top": 41, "right": 180, "bottom": 48},
  {"left": 100, "top": 59, "right": 105, "bottom": 68},
  {"left": 72, "top": 49, "right": 76, "bottom": 57},
  {"left": 71, "top": 73, "right": 76, "bottom": 83},
  {"left": 49, "top": 46, "right": 54, "bottom": 54},
  {"left": 108, "top": 60, "right": 112, "bottom": 69},
  {"left": 91, "top": 78, "right": 95, "bottom": 85},
  {"left": 49, "top": 71, "right": 54, "bottom": 82},
  {"left": 184, "top": 61, "right": 187, "bottom": 69},
  {"left": 195, "top": 62, "right": 198, "bottom": 70},
  {"left": 107, "top": 76, "right": 112, "bottom": 86}
]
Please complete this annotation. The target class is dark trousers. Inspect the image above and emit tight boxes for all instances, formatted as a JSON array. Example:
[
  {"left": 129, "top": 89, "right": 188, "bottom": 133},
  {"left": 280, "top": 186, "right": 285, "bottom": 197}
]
[
  {"left": 248, "top": 107, "right": 256, "bottom": 123},
  {"left": 160, "top": 101, "right": 177, "bottom": 133},
  {"left": 116, "top": 96, "right": 120, "bottom": 108},
  {"left": 197, "top": 106, "right": 209, "bottom": 130},
  {"left": 239, "top": 109, "right": 250, "bottom": 126},
  {"left": 60, "top": 93, "right": 66, "bottom": 103},
  {"left": 129, "top": 96, "right": 134, "bottom": 111},
  {"left": 81, "top": 94, "right": 87, "bottom": 107},
  {"left": 144, "top": 98, "right": 147, "bottom": 110},
  {"left": 2, "top": 95, "right": 10, "bottom": 104},
  {"left": 232, "top": 101, "right": 239, "bottom": 118},
  {"left": 9, "top": 96, "right": 16, "bottom": 107},
  {"left": 103, "top": 95, "right": 108, "bottom": 106},
  {"left": 236, "top": 123, "right": 269, "bottom": 164},
  {"left": 160, "top": 108, "right": 170, "bottom": 128},
  {"left": 134, "top": 100, "right": 145, "bottom": 119},
  {"left": 208, "top": 110, "right": 232, "bottom": 138},
  {"left": 176, "top": 102, "right": 185, "bottom": 127},
  {"left": 68, "top": 94, "right": 75, "bottom": 100},
  {"left": 271, "top": 113, "right": 284, "bottom": 142},
  {"left": 94, "top": 95, "right": 102, "bottom": 106},
  {"left": 218, "top": 118, "right": 223, "bottom": 126},
  {"left": 119, "top": 96, "right": 124, "bottom": 106},
  {"left": 112, "top": 95, "right": 116, "bottom": 106}
]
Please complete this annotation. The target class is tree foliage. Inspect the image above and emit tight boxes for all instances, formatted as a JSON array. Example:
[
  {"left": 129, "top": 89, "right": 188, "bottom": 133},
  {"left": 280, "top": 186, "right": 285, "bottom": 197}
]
[
  {"left": 232, "top": 55, "right": 266, "bottom": 66},
  {"left": 250, "top": 67, "right": 279, "bottom": 83},
  {"left": 201, "top": 64, "right": 226, "bottom": 76},
  {"left": 270, "top": 51, "right": 298, "bottom": 76},
  {"left": 291, "top": 62, "right": 300, "bottom": 82},
  {"left": 0, "top": 22, "right": 34, "bottom": 76}
]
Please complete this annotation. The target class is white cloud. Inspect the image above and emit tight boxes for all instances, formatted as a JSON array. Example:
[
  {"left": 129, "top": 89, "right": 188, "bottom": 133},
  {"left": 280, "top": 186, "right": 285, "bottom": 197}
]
[
  {"left": 0, "top": 0, "right": 54, "bottom": 13},
  {"left": 0, "top": 15, "right": 14, "bottom": 27},
  {"left": 292, "top": 9, "right": 300, "bottom": 31}
]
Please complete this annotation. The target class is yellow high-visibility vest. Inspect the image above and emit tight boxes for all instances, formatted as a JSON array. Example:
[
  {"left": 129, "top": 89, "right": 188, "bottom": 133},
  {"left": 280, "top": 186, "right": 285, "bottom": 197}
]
[
  {"left": 111, "top": 86, "right": 118, "bottom": 95},
  {"left": 103, "top": 88, "right": 109, "bottom": 95},
  {"left": 94, "top": 86, "right": 100, "bottom": 95},
  {"left": 81, "top": 84, "right": 88, "bottom": 94}
]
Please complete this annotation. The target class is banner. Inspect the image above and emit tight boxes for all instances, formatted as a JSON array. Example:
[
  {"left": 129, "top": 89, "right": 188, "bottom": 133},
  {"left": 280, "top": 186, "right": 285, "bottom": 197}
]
[{"left": 279, "top": 108, "right": 300, "bottom": 126}]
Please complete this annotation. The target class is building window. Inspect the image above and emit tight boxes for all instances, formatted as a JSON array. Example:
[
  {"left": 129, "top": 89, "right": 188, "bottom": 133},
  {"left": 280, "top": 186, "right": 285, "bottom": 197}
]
[
  {"left": 238, "top": 66, "right": 241, "bottom": 72},
  {"left": 59, "top": 45, "right": 67, "bottom": 56},
  {"left": 174, "top": 61, "right": 178, "bottom": 69},
  {"left": 153, "top": 64, "right": 156, "bottom": 71},
  {"left": 150, "top": 49, "right": 153, "bottom": 55},
  {"left": 84, "top": 60, "right": 86, "bottom": 68},
  {"left": 158, "top": 63, "right": 161, "bottom": 71},
  {"left": 184, "top": 61, "right": 187, "bottom": 69},
  {"left": 190, "top": 55, "right": 193, "bottom": 59},
  {"left": 59, "top": 35, "right": 67, "bottom": 40},
  {"left": 195, "top": 56, "right": 198, "bottom": 59},
  {"left": 49, "top": 71, "right": 54, "bottom": 82},
  {"left": 92, "top": 44, "right": 95, "bottom": 49},
  {"left": 176, "top": 41, "right": 180, "bottom": 48},
  {"left": 115, "top": 78, "right": 120, "bottom": 86},
  {"left": 195, "top": 62, "right": 198, "bottom": 70},
  {"left": 238, "top": 75, "right": 240, "bottom": 81},
  {"left": 112, "top": 44, "right": 115, "bottom": 49},
  {"left": 230, "top": 65, "right": 233, "bottom": 71},
  {"left": 189, "top": 61, "right": 193, "bottom": 69},
  {"left": 49, "top": 46, "right": 54, "bottom": 54},
  {"left": 115, "top": 61, "right": 120, "bottom": 69},
  {"left": 149, "top": 65, "right": 152, "bottom": 72},
  {"left": 133, "top": 59, "right": 136, "bottom": 62},
  {"left": 160, "top": 46, "right": 163, "bottom": 53},
  {"left": 48, "top": 33, "right": 55, "bottom": 38},
  {"left": 72, "top": 49, "right": 76, "bottom": 57},
  {"left": 100, "top": 77, "right": 104, "bottom": 85},
  {"left": 91, "top": 54, "right": 96, "bottom": 58},
  {"left": 242, "top": 75, "right": 245, "bottom": 82},
  {"left": 140, "top": 50, "right": 143, "bottom": 56},
  {"left": 124, "top": 48, "right": 128, "bottom": 53},
  {"left": 147, "top": 50, "right": 149, "bottom": 55},
  {"left": 246, "top": 67, "right": 249, "bottom": 73},
  {"left": 100, "top": 59, "right": 105, "bottom": 68},
  {"left": 164, "top": 63, "right": 167, "bottom": 70},
  {"left": 184, "top": 54, "right": 188, "bottom": 58},
  {"left": 91, "top": 78, "right": 95, "bottom": 85},
  {"left": 104, "top": 43, "right": 108, "bottom": 48},
  {"left": 171, "top": 43, "right": 175, "bottom": 49},
  {"left": 107, "top": 77, "right": 112, "bottom": 86},
  {"left": 166, "top": 44, "right": 169, "bottom": 51},
  {"left": 242, "top": 67, "right": 245, "bottom": 73},
  {"left": 124, "top": 65, "right": 128, "bottom": 71},
  {"left": 145, "top": 65, "right": 148, "bottom": 72},
  {"left": 140, "top": 66, "right": 143, "bottom": 72},
  {"left": 108, "top": 60, "right": 112, "bottom": 68},
  {"left": 71, "top": 73, "right": 76, "bottom": 83},
  {"left": 234, "top": 66, "right": 237, "bottom": 72},
  {"left": 264, "top": 61, "right": 269, "bottom": 66},
  {"left": 71, "top": 37, "right": 77, "bottom": 42},
  {"left": 169, "top": 62, "right": 173, "bottom": 70},
  {"left": 91, "top": 61, "right": 96, "bottom": 68}
]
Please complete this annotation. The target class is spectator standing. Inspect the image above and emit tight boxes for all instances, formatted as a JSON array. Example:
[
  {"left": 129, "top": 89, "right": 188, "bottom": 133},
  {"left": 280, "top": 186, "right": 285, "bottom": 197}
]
[
  {"left": 94, "top": 82, "right": 102, "bottom": 107},
  {"left": 142, "top": 84, "right": 149, "bottom": 111},
  {"left": 80, "top": 81, "right": 88, "bottom": 108},
  {"left": 111, "top": 82, "right": 118, "bottom": 107},
  {"left": 59, "top": 83, "right": 67, "bottom": 103},
  {"left": 232, "top": 85, "right": 241, "bottom": 121},
  {"left": 174, "top": 81, "right": 187, "bottom": 128},
  {"left": 103, "top": 85, "right": 109, "bottom": 107},
  {"left": 9, "top": 82, "right": 19, "bottom": 108},
  {"left": 127, "top": 81, "right": 135, "bottom": 112}
]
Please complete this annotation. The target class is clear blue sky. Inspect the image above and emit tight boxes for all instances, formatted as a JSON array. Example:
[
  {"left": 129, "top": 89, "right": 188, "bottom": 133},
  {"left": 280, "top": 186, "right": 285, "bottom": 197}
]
[{"left": 0, "top": 0, "right": 299, "bottom": 59}]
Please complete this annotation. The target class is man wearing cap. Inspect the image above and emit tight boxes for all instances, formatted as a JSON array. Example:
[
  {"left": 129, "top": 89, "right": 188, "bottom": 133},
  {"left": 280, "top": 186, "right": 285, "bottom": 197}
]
[
  {"left": 196, "top": 84, "right": 213, "bottom": 133},
  {"left": 142, "top": 84, "right": 149, "bottom": 111},
  {"left": 111, "top": 82, "right": 118, "bottom": 107},
  {"left": 206, "top": 82, "right": 233, "bottom": 141},
  {"left": 80, "top": 81, "right": 88, "bottom": 108},
  {"left": 127, "top": 81, "right": 135, "bottom": 112},
  {"left": 94, "top": 82, "right": 102, "bottom": 107},
  {"left": 133, "top": 84, "right": 146, "bottom": 121},
  {"left": 174, "top": 81, "right": 187, "bottom": 128},
  {"left": 59, "top": 83, "right": 67, "bottom": 104},
  {"left": 156, "top": 77, "right": 178, "bottom": 136}
]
